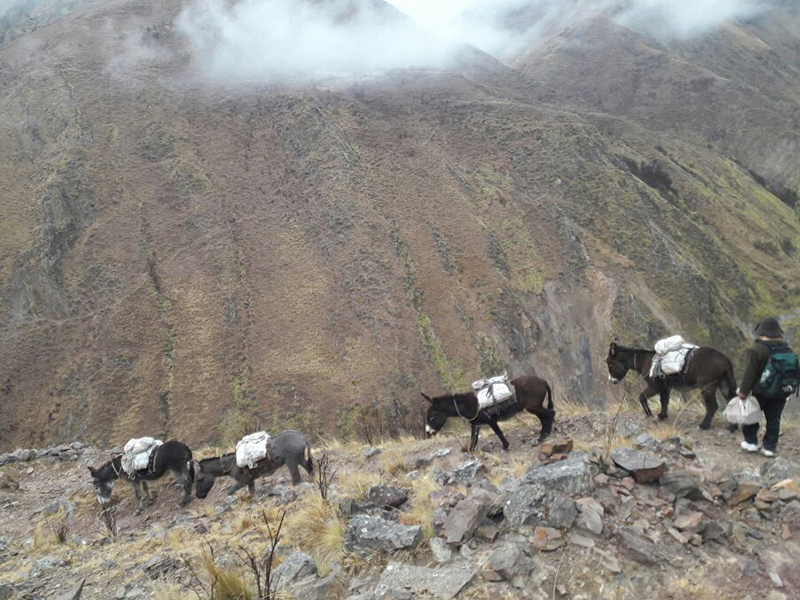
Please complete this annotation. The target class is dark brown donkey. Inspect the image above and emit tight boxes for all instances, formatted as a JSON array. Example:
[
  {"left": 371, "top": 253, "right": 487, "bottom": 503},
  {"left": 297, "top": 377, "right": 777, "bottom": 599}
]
[
  {"left": 88, "top": 440, "right": 194, "bottom": 514},
  {"left": 421, "top": 375, "right": 554, "bottom": 451},
  {"left": 606, "top": 340, "right": 737, "bottom": 429}
]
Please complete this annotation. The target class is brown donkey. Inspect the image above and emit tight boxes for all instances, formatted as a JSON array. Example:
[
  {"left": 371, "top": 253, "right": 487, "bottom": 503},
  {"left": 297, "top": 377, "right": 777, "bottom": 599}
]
[
  {"left": 421, "top": 374, "right": 554, "bottom": 451},
  {"left": 606, "top": 340, "right": 737, "bottom": 429}
]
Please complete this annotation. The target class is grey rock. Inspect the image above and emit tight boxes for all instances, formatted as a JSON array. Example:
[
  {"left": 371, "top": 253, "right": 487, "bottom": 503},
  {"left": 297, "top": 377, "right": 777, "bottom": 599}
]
[
  {"left": 429, "top": 537, "right": 452, "bottom": 563},
  {"left": 43, "top": 499, "right": 73, "bottom": 516},
  {"left": 70, "top": 442, "right": 85, "bottom": 451},
  {"left": 14, "top": 449, "right": 35, "bottom": 462},
  {"left": 256, "top": 484, "right": 297, "bottom": 505},
  {"left": 143, "top": 554, "right": 180, "bottom": 580},
  {"left": 523, "top": 453, "right": 594, "bottom": 496},
  {"left": 53, "top": 578, "right": 86, "bottom": 600},
  {"left": 485, "top": 543, "right": 523, "bottom": 581},
  {"left": 443, "top": 496, "right": 488, "bottom": 545},
  {"left": 451, "top": 460, "right": 486, "bottom": 486},
  {"left": 610, "top": 448, "right": 665, "bottom": 483},
  {"left": 339, "top": 497, "right": 379, "bottom": 517},
  {"left": 618, "top": 419, "right": 642, "bottom": 438},
  {"left": 660, "top": 471, "right": 704, "bottom": 501},
  {"left": 576, "top": 497, "right": 604, "bottom": 535},
  {"left": 0, "top": 583, "right": 14, "bottom": 600},
  {"left": 374, "top": 563, "right": 476, "bottom": 600},
  {"left": 617, "top": 529, "right": 659, "bottom": 565},
  {"left": 0, "top": 536, "right": 10, "bottom": 553},
  {"left": 367, "top": 486, "right": 408, "bottom": 509},
  {"left": 31, "top": 555, "right": 66, "bottom": 577},
  {"left": 292, "top": 568, "right": 346, "bottom": 600},
  {"left": 364, "top": 447, "right": 382, "bottom": 459},
  {"left": 273, "top": 551, "right": 317, "bottom": 590},
  {"left": 634, "top": 433, "right": 662, "bottom": 452},
  {"left": 505, "top": 483, "right": 577, "bottom": 529},
  {"left": 761, "top": 458, "right": 800, "bottom": 486},
  {"left": 345, "top": 515, "right": 422, "bottom": 555}
]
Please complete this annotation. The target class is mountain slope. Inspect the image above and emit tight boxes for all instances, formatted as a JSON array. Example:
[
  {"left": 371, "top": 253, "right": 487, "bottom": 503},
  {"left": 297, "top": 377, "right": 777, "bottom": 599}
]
[{"left": 0, "top": 0, "right": 798, "bottom": 451}]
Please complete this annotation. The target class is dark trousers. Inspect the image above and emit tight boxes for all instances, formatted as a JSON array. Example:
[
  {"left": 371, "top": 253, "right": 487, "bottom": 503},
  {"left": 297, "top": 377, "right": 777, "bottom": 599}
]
[{"left": 742, "top": 395, "right": 787, "bottom": 451}]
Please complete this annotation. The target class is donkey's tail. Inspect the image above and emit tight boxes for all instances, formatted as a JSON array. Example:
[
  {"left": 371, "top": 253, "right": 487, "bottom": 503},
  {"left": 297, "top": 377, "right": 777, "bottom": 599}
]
[
  {"left": 545, "top": 382, "right": 554, "bottom": 411},
  {"left": 721, "top": 361, "right": 737, "bottom": 401},
  {"left": 304, "top": 443, "right": 314, "bottom": 474}
]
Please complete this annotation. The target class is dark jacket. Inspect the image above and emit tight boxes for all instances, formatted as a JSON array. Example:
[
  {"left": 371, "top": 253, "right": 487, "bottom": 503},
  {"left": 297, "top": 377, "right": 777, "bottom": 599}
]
[{"left": 739, "top": 339, "right": 789, "bottom": 397}]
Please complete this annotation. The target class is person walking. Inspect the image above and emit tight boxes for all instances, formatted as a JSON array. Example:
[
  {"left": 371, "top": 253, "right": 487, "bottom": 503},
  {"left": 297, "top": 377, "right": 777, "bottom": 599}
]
[{"left": 738, "top": 317, "right": 800, "bottom": 457}]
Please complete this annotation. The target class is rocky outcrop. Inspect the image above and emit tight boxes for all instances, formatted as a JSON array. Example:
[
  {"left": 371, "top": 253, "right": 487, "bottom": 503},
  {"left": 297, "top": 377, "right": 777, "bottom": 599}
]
[{"left": 344, "top": 515, "right": 422, "bottom": 556}]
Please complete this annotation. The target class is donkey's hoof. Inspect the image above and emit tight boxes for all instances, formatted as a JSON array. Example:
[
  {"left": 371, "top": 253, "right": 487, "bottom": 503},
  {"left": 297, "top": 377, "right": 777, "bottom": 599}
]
[
  {"left": 658, "top": 414, "right": 668, "bottom": 421},
  {"left": 698, "top": 422, "right": 711, "bottom": 431}
]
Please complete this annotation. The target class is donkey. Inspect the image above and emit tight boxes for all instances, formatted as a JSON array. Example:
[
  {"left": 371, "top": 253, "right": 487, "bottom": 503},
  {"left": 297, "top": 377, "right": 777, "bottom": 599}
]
[
  {"left": 421, "top": 374, "right": 554, "bottom": 452},
  {"left": 88, "top": 440, "right": 194, "bottom": 514},
  {"left": 194, "top": 430, "right": 313, "bottom": 499},
  {"left": 606, "top": 340, "right": 737, "bottom": 429}
]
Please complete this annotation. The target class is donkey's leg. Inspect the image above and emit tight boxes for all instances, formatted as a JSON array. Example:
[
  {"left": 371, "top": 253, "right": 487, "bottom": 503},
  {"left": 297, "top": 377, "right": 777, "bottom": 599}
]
[
  {"left": 469, "top": 424, "right": 480, "bottom": 452},
  {"left": 658, "top": 387, "right": 670, "bottom": 421},
  {"left": 178, "top": 469, "right": 193, "bottom": 506},
  {"left": 487, "top": 419, "right": 510, "bottom": 450},
  {"left": 130, "top": 481, "right": 145, "bottom": 515},
  {"left": 286, "top": 460, "right": 302, "bottom": 485},
  {"left": 142, "top": 481, "right": 154, "bottom": 505},
  {"left": 247, "top": 481, "right": 256, "bottom": 498},
  {"left": 639, "top": 383, "right": 659, "bottom": 418},
  {"left": 699, "top": 384, "right": 719, "bottom": 430},
  {"left": 226, "top": 478, "right": 250, "bottom": 497},
  {"left": 532, "top": 409, "right": 555, "bottom": 442}
]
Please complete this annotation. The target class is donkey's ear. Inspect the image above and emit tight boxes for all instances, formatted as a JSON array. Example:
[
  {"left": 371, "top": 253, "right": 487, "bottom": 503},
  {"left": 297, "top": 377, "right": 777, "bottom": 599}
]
[
  {"left": 609, "top": 341, "right": 617, "bottom": 356},
  {"left": 192, "top": 460, "right": 202, "bottom": 474},
  {"left": 420, "top": 393, "right": 433, "bottom": 405},
  {"left": 87, "top": 466, "right": 97, "bottom": 477}
]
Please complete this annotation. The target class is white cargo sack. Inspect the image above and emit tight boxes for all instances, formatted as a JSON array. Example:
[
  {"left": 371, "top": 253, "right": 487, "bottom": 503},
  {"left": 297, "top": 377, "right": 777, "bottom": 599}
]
[
  {"left": 650, "top": 336, "right": 697, "bottom": 377},
  {"left": 723, "top": 396, "right": 761, "bottom": 426},
  {"left": 473, "top": 374, "right": 514, "bottom": 410},
  {"left": 236, "top": 431, "right": 271, "bottom": 469},
  {"left": 121, "top": 437, "right": 163, "bottom": 476}
]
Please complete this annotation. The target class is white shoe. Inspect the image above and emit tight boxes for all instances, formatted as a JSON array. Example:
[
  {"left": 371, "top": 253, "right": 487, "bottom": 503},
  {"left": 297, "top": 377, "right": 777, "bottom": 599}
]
[
  {"left": 761, "top": 448, "right": 776, "bottom": 458},
  {"left": 741, "top": 441, "right": 759, "bottom": 453}
]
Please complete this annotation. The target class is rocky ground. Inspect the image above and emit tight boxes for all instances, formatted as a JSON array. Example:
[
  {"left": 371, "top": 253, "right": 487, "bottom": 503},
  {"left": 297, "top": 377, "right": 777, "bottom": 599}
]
[{"left": 2, "top": 402, "right": 800, "bottom": 600}]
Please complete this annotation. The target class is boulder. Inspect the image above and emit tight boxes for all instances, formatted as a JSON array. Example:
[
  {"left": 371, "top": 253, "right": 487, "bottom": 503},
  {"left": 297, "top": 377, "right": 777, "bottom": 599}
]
[
  {"left": 576, "top": 497, "right": 604, "bottom": 535},
  {"left": 443, "top": 496, "right": 488, "bottom": 545},
  {"left": 30, "top": 555, "right": 67, "bottom": 577},
  {"left": 617, "top": 529, "right": 659, "bottom": 565},
  {"left": 772, "top": 479, "right": 800, "bottom": 501},
  {"left": 451, "top": 460, "right": 486, "bottom": 486},
  {"left": 0, "top": 472, "right": 19, "bottom": 491},
  {"left": 374, "top": 563, "right": 476, "bottom": 600},
  {"left": 272, "top": 551, "right": 317, "bottom": 590},
  {"left": 523, "top": 453, "right": 594, "bottom": 496},
  {"left": 345, "top": 515, "right": 422, "bottom": 556},
  {"left": 0, "top": 583, "right": 14, "bottom": 600},
  {"left": 505, "top": 484, "right": 577, "bottom": 529},
  {"left": 364, "top": 447, "right": 381, "bottom": 459},
  {"left": 429, "top": 537, "right": 452, "bottom": 563},
  {"left": 538, "top": 438, "right": 574, "bottom": 460},
  {"left": 762, "top": 458, "right": 800, "bottom": 486},
  {"left": 429, "top": 487, "right": 465, "bottom": 509},
  {"left": 292, "top": 568, "right": 346, "bottom": 600},
  {"left": 43, "top": 499, "right": 74, "bottom": 516},
  {"left": 482, "top": 543, "right": 523, "bottom": 581},
  {"left": 610, "top": 448, "right": 665, "bottom": 483},
  {"left": 727, "top": 480, "right": 761, "bottom": 506},
  {"left": 634, "top": 433, "right": 662, "bottom": 452},
  {"left": 532, "top": 527, "right": 565, "bottom": 551},
  {"left": 660, "top": 471, "right": 704, "bottom": 501},
  {"left": 674, "top": 512, "right": 705, "bottom": 534},
  {"left": 143, "top": 554, "right": 180, "bottom": 580},
  {"left": 367, "top": 486, "right": 408, "bottom": 509}
]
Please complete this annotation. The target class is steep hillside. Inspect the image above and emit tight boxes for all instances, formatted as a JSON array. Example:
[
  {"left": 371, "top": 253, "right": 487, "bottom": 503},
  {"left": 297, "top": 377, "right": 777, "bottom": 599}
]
[{"left": 0, "top": 0, "right": 799, "bottom": 451}]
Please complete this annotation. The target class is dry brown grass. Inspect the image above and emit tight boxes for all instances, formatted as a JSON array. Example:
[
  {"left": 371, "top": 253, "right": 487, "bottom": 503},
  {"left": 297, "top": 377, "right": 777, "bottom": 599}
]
[
  {"left": 284, "top": 495, "right": 345, "bottom": 571},
  {"left": 399, "top": 475, "right": 439, "bottom": 540},
  {"left": 201, "top": 550, "right": 253, "bottom": 600},
  {"left": 338, "top": 470, "right": 382, "bottom": 500}
]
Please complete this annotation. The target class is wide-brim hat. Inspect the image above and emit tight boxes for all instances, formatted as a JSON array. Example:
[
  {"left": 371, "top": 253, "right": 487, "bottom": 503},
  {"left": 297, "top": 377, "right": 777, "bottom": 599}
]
[{"left": 755, "top": 317, "right": 783, "bottom": 338}]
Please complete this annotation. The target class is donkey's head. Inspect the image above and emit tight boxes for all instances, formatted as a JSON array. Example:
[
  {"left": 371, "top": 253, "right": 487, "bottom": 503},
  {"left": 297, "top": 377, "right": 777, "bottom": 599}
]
[
  {"left": 88, "top": 466, "right": 114, "bottom": 505},
  {"left": 606, "top": 340, "right": 628, "bottom": 384},
  {"left": 421, "top": 393, "right": 447, "bottom": 436},
  {"left": 194, "top": 462, "right": 216, "bottom": 499}
]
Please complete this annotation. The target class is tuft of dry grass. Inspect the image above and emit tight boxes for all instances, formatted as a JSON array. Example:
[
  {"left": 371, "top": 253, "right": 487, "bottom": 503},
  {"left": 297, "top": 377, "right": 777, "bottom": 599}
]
[
  {"left": 201, "top": 550, "right": 253, "bottom": 600},
  {"left": 399, "top": 475, "right": 439, "bottom": 540},
  {"left": 379, "top": 451, "right": 407, "bottom": 477},
  {"left": 284, "top": 495, "right": 345, "bottom": 570},
  {"left": 338, "top": 470, "right": 381, "bottom": 500}
]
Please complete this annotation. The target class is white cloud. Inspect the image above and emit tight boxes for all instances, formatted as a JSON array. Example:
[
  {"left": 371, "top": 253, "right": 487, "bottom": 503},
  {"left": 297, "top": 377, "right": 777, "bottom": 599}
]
[
  {"left": 176, "top": 0, "right": 455, "bottom": 83},
  {"left": 173, "top": 0, "right": 777, "bottom": 83}
]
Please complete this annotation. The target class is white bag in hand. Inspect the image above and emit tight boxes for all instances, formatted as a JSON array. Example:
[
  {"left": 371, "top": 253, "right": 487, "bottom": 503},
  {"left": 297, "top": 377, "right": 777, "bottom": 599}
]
[{"left": 723, "top": 396, "right": 761, "bottom": 426}]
